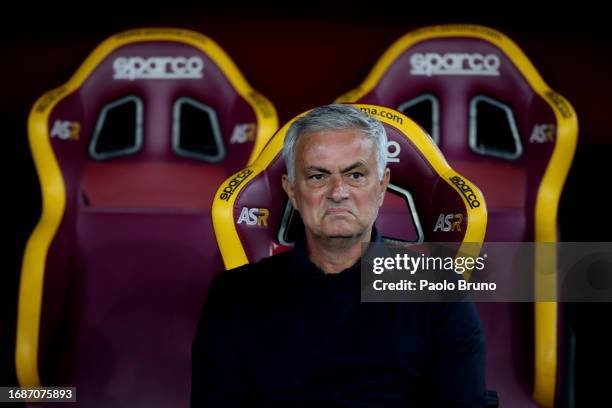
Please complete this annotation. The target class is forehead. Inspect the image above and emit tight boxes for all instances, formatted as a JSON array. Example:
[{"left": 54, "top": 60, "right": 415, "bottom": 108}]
[{"left": 295, "top": 128, "right": 376, "bottom": 166}]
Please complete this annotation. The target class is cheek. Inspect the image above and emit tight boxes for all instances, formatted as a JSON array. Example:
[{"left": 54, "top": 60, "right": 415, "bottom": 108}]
[
  {"left": 305, "top": 196, "right": 324, "bottom": 214},
  {"left": 361, "top": 189, "right": 384, "bottom": 213},
  {"left": 295, "top": 191, "right": 324, "bottom": 216}
]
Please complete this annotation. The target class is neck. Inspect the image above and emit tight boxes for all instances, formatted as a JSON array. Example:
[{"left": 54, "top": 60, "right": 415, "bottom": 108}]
[{"left": 305, "top": 226, "right": 372, "bottom": 274}]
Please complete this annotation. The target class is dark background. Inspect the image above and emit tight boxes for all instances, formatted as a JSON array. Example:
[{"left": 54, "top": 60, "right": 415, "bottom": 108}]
[{"left": 2, "top": 2, "right": 611, "bottom": 406}]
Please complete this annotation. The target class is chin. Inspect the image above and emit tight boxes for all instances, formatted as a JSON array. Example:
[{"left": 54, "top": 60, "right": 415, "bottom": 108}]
[{"left": 321, "top": 224, "right": 363, "bottom": 239}]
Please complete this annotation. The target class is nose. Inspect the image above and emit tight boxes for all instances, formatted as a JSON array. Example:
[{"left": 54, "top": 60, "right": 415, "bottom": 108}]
[{"left": 329, "top": 174, "right": 349, "bottom": 202}]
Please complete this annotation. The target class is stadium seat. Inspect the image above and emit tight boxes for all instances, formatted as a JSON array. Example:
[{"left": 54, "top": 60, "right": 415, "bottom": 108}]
[
  {"left": 212, "top": 103, "right": 486, "bottom": 276},
  {"left": 16, "top": 28, "right": 278, "bottom": 407},
  {"left": 336, "top": 25, "right": 578, "bottom": 407}
]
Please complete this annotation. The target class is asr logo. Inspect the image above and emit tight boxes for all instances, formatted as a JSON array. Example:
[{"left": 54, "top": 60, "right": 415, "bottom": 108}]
[
  {"left": 237, "top": 207, "right": 269, "bottom": 227},
  {"left": 529, "top": 124, "right": 555, "bottom": 143},
  {"left": 433, "top": 213, "right": 464, "bottom": 232},
  {"left": 230, "top": 123, "right": 256, "bottom": 144},
  {"left": 50, "top": 120, "right": 81, "bottom": 141}
]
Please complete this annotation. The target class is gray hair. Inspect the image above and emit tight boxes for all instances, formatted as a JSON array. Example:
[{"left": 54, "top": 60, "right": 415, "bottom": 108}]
[{"left": 282, "top": 104, "right": 388, "bottom": 185}]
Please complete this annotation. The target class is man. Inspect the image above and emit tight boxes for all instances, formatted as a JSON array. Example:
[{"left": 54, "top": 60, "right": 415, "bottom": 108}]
[{"left": 191, "top": 104, "right": 486, "bottom": 407}]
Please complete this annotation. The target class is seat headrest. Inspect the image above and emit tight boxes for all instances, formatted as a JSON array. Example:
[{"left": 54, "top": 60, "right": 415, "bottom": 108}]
[
  {"left": 29, "top": 28, "right": 279, "bottom": 210},
  {"left": 338, "top": 25, "right": 577, "bottom": 156},
  {"left": 33, "top": 27, "right": 278, "bottom": 167},
  {"left": 212, "top": 104, "right": 487, "bottom": 270},
  {"left": 336, "top": 25, "right": 578, "bottom": 241}
]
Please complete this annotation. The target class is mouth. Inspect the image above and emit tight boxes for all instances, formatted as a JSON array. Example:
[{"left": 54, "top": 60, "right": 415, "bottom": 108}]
[{"left": 324, "top": 207, "right": 353, "bottom": 216}]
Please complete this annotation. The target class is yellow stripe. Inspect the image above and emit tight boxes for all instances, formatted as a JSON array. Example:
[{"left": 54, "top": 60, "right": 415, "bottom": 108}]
[
  {"left": 16, "top": 88, "right": 68, "bottom": 387},
  {"left": 533, "top": 92, "right": 578, "bottom": 406},
  {"left": 16, "top": 28, "right": 278, "bottom": 387},
  {"left": 337, "top": 25, "right": 579, "bottom": 406},
  {"left": 213, "top": 104, "right": 487, "bottom": 272}
]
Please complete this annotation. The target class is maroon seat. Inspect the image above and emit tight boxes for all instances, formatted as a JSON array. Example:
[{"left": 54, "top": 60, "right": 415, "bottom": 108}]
[
  {"left": 337, "top": 24, "right": 578, "bottom": 407},
  {"left": 212, "top": 103, "right": 487, "bottom": 281},
  {"left": 16, "top": 28, "right": 278, "bottom": 407}
]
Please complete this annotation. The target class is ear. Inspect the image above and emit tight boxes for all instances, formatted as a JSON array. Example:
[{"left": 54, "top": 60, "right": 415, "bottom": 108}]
[
  {"left": 282, "top": 174, "right": 298, "bottom": 209},
  {"left": 378, "top": 167, "right": 391, "bottom": 206}
]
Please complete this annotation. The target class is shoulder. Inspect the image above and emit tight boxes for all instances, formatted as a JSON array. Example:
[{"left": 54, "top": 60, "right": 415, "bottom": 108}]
[{"left": 209, "top": 250, "right": 296, "bottom": 296}]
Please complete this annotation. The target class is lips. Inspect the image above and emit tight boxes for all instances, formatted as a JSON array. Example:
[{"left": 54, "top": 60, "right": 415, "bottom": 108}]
[{"left": 324, "top": 207, "right": 353, "bottom": 215}]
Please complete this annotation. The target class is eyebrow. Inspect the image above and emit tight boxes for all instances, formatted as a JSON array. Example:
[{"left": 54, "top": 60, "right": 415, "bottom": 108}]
[
  {"left": 340, "top": 162, "right": 368, "bottom": 173},
  {"left": 303, "top": 162, "right": 367, "bottom": 174},
  {"left": 303, "top": 166, "right": 331, "bottom": 174}
]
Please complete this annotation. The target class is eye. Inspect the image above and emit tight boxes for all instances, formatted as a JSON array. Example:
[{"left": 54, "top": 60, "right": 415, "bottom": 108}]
[
  {"left": 349, "top": 172, "right": 364, "bottom": 180},
  {"left": 308, "top": 173, "right": 324, "bottom": 181}
]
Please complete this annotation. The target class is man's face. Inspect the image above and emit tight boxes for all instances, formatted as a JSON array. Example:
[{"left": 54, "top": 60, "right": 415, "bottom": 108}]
[{"left": 282, "top": 128, "right": 390, "bottom": 240}]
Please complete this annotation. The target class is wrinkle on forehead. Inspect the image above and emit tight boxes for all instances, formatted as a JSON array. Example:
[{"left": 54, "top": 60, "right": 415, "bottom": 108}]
[{"left": 296, "top": 130, "right": 376, "bottom": 172}]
